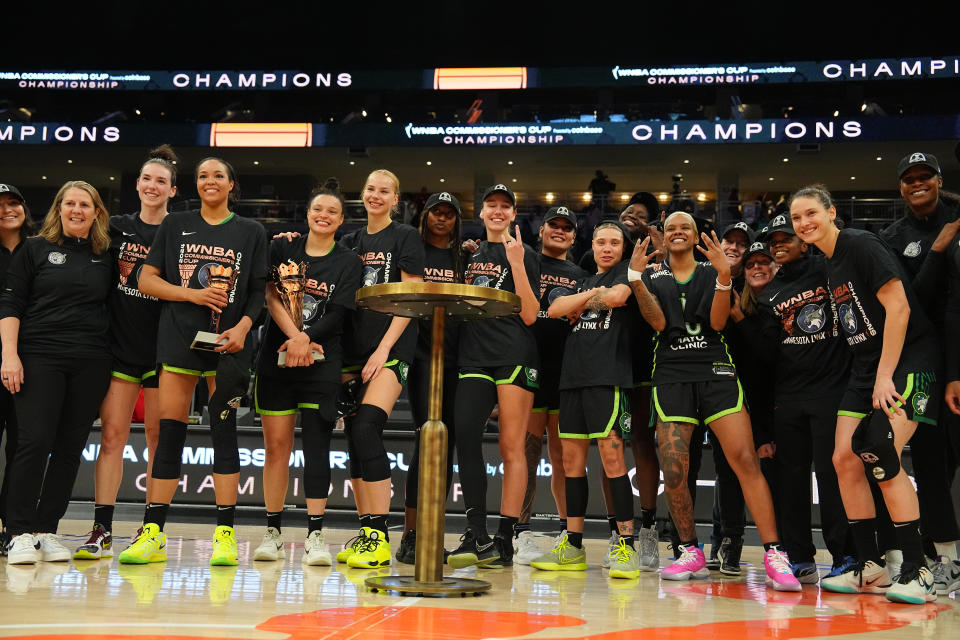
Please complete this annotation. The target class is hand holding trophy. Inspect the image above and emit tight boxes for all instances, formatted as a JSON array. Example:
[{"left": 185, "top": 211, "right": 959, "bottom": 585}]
[
  {"left": 273, "top": 260, "right": 324, "bottom": 366},
  {"left": 191, "top": 263, "right": 239, "bottom": 351}
]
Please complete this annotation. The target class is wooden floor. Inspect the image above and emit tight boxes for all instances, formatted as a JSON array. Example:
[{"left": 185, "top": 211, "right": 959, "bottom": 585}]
[{"left": 1, "top": 519, "right": 958, "bottom": 639}]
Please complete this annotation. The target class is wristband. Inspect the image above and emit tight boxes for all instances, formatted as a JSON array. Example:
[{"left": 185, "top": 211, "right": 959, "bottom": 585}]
[
  {"left": 715, "top": 278, "right": 732, "bottom": 291},
  {"left": 627, "top": 268, "right": 644, "bottom": 282}
]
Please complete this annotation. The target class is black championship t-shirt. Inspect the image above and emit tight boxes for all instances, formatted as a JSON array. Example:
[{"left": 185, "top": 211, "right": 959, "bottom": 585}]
[
  {"left": 533, "top": 254, "right": 587, "bottom": 372},
  {"left": 340, "top": 222, "right": 425, "bottom": 365},
  {"left": 415, "top": 244, "right": 461, "bottom": 366},
  {"left": 827, "top": 228, "right": 939, "bottom": 387},
  {"left": 257, "top": 237, "right": 362, "bottom": 384},
  {"left": 559, "top": 261, "right": 635, "bottom": 389},
  {"left": 642, "top": 261, "right": 736, "bottom": 385},
  {"left": 108, "top": 213, "right": 162, "bottom": 367},
  {"left": 145, "top": 211, "right": 268, "bottom": 363},
  {"left": 757, "top": 254, "right": 851, "bottom": 402},
  {"left": 458, "top": 241, "right": 540, "bottom": 369}
]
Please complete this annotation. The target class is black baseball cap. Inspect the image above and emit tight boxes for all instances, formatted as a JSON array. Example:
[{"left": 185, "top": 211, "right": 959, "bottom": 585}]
[
  {"left": 897, "top": 152, "right": 941, "bottom": 178},
  {"left": 543, "top": 206, "right": 577, "bottom": 228},
  {"left": 744, "top": 241, "right": 772, "bottom": 262},
  {"left": 0, "top": 184, "right": 25, "bottom": 203},
  {"left": 481, "top": 183, "right": 516, "bottom": 206},
  {"left": 766, "top": 213, "right": 796, "bottom": 237},
  {"left": 721, "top": 221, "right": 755, "bottom": 244},
  {"left": 423, "top": 191, "right": 461, "bottom": 216},
  {"left": 851, "top": 410, "right": 900, "bottom": 483}
]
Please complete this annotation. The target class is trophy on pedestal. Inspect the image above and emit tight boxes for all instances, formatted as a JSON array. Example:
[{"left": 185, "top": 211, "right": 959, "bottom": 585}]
[
  {"left": 273, "top": 260, "right": 323, "bottom": 366},
  {"left": 191, "top": 263, "right": 239, "bottom": 351}
]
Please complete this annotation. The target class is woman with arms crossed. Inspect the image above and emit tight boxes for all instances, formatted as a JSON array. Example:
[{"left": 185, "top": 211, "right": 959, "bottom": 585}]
[
  {"left": 514, "top": 205, "right": 585, "bottom": 565},
  {"left": 532, "top": 221, "right": 641, "bottom": 578}
]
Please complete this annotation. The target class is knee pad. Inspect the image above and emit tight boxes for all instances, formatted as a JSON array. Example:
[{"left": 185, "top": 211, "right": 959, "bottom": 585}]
[
  {"left": 608, "top": 474, "right": 634, "bottom": 523},
  {"left": 152, "top": 419, "right": 187, "bottom": 479},
  {"left": 350, "top": 404, "right": 390, "bottom": 482},
  {"left": 852, "top": 410, "right": 900, "bottom": 484}
]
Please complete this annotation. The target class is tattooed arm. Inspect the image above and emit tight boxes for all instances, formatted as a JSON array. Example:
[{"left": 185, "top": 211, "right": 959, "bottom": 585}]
[
  {"left": 629, "top": 237, "right": 666, "bottom": 331},
  {"left": 631, "top": 279, "right": 666, "bottom": 331}
]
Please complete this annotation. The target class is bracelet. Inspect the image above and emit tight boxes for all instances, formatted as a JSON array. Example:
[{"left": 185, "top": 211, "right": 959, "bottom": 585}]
[
  {"left": 715, "top": 278, "right": 732, "bottom": 291},
  {"left": 627, "top": 267, "right": 644, "bottom": 282}
]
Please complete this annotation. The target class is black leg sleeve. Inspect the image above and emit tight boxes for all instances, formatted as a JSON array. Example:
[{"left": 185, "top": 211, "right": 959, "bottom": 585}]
[
  {"left": 300, "top": 409, "right": 335, "bottom": 500},
  {"left": 453, "top": 375, "right": 498, "bottom": 515}
]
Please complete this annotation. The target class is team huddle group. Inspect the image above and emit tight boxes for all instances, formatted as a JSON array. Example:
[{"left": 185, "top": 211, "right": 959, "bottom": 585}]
[{"left": 0, "top": 145, "right": 958, "bottom": 607}]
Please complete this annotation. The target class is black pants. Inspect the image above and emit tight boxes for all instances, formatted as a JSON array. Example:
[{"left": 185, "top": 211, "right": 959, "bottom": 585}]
[
  {"left": 708, "top": 430, "right": 746, "bottom": 547},
  {"left": 0, "top": 386, "right": 18, "bottom": 526},
  {"left": 6, "top": 354, "right": 111, "bottom": 535},
  {"left": 775, "top": 398, "right": 852, "bottom": 564},
  {"left": 405, "top": 360, "right": 458, "bottom": 509},
  {"left": 909, "top": 403, "right": 960, "bottom": 544}
]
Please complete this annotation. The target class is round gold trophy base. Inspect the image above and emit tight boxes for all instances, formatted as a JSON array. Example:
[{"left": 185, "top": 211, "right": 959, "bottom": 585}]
[
  {"left": 356, "top": 283, "right": 522, "bottom": 597},
  {"left": 364, "top": 575, "right": 492, "bottom": 597}
]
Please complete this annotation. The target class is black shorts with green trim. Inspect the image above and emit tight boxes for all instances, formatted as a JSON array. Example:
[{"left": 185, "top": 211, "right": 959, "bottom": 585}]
[
  {"left": 341, "top": 359, "right": 410, "bottom": 386},
  {"left": 558, "top": 386, "right": 631, "bottom": 440},
  {"left": 837, "top": 370, "right": 939, "bottom": 426},
  {"left": 112, "top": 359, "right": 160, "bottom": 389},
  {"left": 532, "top": 366, "right": 560, "bottom": 413},
  {"left": 652, "top": 378, "right": 743, "bottom": 425},
  {"left": 458, "top": 365, "right": 539, "bottom": 391},
  {"left": 254, "top": 374, "right": 338, "bottom": 419}
]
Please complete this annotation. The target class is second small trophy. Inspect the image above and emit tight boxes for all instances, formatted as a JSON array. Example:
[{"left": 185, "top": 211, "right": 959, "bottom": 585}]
[{"left": 273, "top": 260, "right": 324, "bottom": 366}]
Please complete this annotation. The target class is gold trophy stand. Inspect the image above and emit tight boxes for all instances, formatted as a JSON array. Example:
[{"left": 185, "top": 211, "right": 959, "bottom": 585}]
[{"left": 355, "top": 282, "right": 521, "bottom": 597}]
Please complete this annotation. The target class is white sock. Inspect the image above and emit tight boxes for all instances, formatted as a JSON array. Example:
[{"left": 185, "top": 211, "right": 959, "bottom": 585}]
[{"left": 934, "top": 541, "right": 958, "bottom": 562}]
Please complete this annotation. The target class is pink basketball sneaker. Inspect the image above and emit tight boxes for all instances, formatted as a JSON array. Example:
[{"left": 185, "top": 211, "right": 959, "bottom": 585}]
[
  {"left": 661, "top": 544, "right": 710, "bottom": 581},
  {"left": 764, "top": 546, "right": 802, "bottom": 592}
]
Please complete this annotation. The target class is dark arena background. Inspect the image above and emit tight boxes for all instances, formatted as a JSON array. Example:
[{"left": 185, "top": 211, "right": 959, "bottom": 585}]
[{"left": 0, "top": 6, "right": 959, "bottom": 639}]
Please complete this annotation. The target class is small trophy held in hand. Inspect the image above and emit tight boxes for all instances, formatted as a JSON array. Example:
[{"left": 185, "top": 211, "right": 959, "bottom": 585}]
[
  {"left": 273, "top": 260, "right": 323, "bottom": 366},
  {"left": 191, "top": 263, "right": 239, "bottom": 351}
]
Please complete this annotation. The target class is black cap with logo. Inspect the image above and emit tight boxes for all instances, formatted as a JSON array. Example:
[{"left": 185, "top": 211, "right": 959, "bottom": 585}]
[
  {"left": 423, "top": 191, "right": 462, "bottom": 216},
  {"left": 765, "top": 213, "right": 796, "bottom": 237},
  {"left": 0, "top": 184, "right": 25, "bottom": 203},
  {"left": 721, "top": 221, "right": 756, "bottom": 244},
  {"left": 481, "top": 183, "right": 516, "bottom": 206},
  {"left": 543, "top": 205, "right": 577, "bottom": 228},
  {"left": 897, "top": 152, "right": 941, "bottom": 178},
  {"left": 744, "top": 241, "right": 773, "bottom": 262}
]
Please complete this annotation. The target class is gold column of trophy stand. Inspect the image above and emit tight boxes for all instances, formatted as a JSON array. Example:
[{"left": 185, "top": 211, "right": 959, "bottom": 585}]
[{"left": 355, "top": 282, "right": 521, "bottom": 597}]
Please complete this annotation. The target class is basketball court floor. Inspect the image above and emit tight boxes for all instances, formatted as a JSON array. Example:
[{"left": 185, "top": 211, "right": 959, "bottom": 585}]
[{"left": 1, "top": 519, "right": 957, "bottom": 639}]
